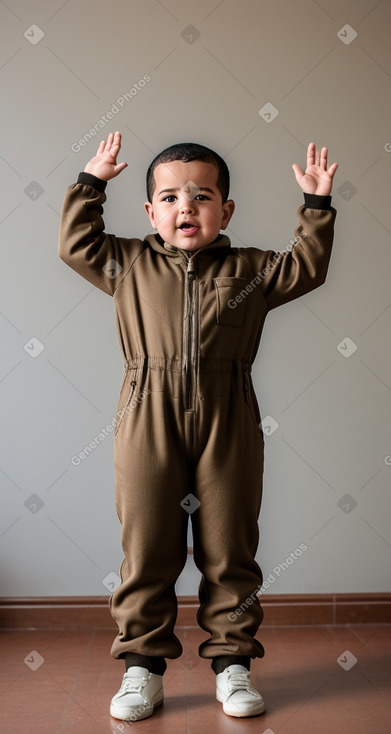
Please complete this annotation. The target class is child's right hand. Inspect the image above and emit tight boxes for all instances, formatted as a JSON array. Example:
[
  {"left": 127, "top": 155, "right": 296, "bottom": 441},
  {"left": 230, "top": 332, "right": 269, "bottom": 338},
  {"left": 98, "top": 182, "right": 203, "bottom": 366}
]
[{"left": 84, "top": 131, "right": 128, "bottom": 181}]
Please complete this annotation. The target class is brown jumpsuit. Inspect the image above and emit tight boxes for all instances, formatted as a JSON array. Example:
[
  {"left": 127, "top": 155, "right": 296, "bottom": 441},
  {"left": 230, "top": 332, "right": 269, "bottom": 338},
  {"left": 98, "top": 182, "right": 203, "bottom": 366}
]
[{"left": 58, "top": 172, "right": 336, "bottom": 664}]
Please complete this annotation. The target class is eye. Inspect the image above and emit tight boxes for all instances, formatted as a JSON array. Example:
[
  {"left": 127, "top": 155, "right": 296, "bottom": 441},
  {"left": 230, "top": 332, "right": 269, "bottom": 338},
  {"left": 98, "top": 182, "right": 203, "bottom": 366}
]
[
  {"left": 195, "top": 194, "right": 209, "bottom": 201},
  {"left": 162, "top": 195, "right": 177, "bottom": 203}
]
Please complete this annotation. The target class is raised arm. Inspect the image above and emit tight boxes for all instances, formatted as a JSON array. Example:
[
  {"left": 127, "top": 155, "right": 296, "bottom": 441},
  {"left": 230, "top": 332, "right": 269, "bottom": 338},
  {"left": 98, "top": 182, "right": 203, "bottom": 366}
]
[
  {"left": 239, "top": 143, "right": 338, "bottom": 310},
  {"left": 58, "top": 133, "right": 142, "bottom": 296}
]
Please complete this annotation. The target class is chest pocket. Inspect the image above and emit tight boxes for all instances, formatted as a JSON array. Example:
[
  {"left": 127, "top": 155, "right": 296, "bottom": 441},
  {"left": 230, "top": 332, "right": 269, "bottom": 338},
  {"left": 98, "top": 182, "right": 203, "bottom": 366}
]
[{"left": 213, "top": 276, "right": 248, "bottom": 328}]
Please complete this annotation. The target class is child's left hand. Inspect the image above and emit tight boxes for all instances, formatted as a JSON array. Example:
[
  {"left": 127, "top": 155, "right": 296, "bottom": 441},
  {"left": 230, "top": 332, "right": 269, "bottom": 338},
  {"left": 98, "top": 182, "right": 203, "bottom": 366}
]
[{"left": 292, "top": 143, "right": 338, "bottom": 196}]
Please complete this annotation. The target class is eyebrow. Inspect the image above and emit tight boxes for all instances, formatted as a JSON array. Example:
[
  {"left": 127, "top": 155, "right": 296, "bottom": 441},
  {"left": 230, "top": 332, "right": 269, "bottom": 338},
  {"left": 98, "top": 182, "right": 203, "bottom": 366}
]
[{"left": 158, "top": 187, "right": 215, "bottom": 196}]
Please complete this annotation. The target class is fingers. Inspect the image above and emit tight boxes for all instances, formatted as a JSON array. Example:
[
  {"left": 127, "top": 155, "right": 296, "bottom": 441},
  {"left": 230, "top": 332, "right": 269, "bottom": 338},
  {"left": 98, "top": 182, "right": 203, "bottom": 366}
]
[
  {"left": 102, "top": 132, "right": 113, "bottom": 153},
  {"left": 292, "top": 163, "right": 304, "bottom": 182},
  {"left": 313, "top": 145, "right": 326, "bottom": 168},
  {"left": 307, "top": 142, "right": 315, "bottom": 168},
  {"left": 95, "top": 132, "right": 123, "bottom": 163},
  {"left": 315, "top": 146, "right": 338, "bottom": 177},
  {"left": 307, "top": 143, "right": 328, "bottom": 166},
  {"left": 306, "top": 143, "right": 339, "bottom": 173},
  {"left": 96, "top": 134, "right": 113, "bottom": 156},
  {"left": 114, "top": 161, "right": 128, "bottom": 175},
  {"left": 110, "top": 131, "right": 122, "bottom": 150},
  {"left": 97, "top": 131, "right": 121, "bottom": 154},
  {"left": 327, "top": 161, "right": 338, "bottom": 179}
]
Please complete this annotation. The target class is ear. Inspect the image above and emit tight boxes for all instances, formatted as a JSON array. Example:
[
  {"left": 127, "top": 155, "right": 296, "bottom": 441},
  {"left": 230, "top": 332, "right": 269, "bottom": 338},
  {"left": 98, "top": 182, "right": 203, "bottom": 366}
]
[
  {"left": 144, "top": 201, "right": 157, "bottom": 229},
  {"left": 220, "top": 199, "right": 235, "bottom": 230}
]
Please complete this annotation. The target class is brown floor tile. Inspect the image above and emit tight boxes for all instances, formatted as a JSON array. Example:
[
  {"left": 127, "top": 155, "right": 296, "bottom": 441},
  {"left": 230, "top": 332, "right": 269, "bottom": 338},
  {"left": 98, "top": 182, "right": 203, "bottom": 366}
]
[{"left": 0, "top": 625, "right": 390, "bottom": 732}]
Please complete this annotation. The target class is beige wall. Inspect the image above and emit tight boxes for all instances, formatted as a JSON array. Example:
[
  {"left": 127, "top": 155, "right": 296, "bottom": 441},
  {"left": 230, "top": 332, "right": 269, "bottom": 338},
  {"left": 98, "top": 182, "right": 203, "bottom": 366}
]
[{"left": 1, "top": 0, "right": 390, "bottom": 597}]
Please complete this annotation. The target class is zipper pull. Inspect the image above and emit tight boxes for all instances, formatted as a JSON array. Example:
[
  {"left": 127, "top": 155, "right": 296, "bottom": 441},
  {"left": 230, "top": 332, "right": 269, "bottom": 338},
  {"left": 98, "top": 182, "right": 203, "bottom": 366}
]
[{"left": 187, "top": 258, "right": 196, "bottom": 278}]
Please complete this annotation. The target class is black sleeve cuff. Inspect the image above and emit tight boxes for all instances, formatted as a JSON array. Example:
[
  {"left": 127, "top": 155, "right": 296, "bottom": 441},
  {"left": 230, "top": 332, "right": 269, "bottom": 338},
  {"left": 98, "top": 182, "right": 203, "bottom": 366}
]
[
  {"left": 303, "top": 192, "right": 332, "bottom": 210},
  {"left": 77, "top": 172, "right": 107, "bottom": 193}
]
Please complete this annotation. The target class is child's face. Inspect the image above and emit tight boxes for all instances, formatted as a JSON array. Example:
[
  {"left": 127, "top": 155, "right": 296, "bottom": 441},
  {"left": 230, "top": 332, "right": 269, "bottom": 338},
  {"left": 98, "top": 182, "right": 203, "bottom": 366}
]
[{"left": 144, "top": 160, "right": 235, "bottom": 250}]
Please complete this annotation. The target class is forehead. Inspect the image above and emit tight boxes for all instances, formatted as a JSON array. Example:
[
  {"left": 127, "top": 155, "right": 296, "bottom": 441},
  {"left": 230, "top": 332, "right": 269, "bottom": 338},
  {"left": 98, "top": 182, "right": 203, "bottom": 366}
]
[{"left": 153, "top": 159, "right": 219, "bottom": 193}]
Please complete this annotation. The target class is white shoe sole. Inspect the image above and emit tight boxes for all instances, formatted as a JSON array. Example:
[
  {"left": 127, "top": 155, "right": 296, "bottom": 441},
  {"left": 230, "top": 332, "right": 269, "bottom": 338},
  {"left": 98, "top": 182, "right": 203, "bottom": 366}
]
[
  {"left": 110, "top": 695, "right": 164, "bottom": 721},
  {"left": 216, "top": 690, "right": 265, "bottom": 717}
]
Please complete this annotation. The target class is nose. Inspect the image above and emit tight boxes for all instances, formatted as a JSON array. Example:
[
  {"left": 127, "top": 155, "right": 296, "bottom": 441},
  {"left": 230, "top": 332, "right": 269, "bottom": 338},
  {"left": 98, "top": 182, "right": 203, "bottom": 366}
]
[
  {"left": 178, "top": 182, "right": 199, "bottom": 212},
  {"left": 179, "top": 196, "right": 195, "bottom": 213}
]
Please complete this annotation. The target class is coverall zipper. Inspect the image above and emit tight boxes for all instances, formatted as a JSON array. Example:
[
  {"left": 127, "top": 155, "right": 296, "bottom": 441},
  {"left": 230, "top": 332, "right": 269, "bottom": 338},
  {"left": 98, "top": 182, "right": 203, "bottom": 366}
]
[{"left": 184, "top": 256, "right": 198, "bottom": 411}]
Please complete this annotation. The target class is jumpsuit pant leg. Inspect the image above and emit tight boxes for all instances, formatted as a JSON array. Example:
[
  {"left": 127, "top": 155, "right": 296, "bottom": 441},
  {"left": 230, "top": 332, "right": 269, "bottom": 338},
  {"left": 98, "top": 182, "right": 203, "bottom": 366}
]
[
  {"left": 110, "top": 367, "right": 190, "bottom": 660},
  {"left": 191, "top": 379, "right": 265, "bottom": 661}
]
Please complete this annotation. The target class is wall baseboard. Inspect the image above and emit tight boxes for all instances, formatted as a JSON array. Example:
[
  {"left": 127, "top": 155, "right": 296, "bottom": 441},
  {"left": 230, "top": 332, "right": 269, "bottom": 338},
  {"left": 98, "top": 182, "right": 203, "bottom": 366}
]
[{"left": 0, "top": 593, "right": 390, "bottom": 629}]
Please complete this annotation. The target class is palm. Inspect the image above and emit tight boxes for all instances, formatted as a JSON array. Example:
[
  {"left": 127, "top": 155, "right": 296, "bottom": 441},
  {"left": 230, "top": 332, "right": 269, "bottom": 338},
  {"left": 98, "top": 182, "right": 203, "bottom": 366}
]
[
  {"left": 292, "top": 143, "right": 338, "bottom": 196},
  {"left": 298, "top": 164, "right": 334, "bottom": 195}
]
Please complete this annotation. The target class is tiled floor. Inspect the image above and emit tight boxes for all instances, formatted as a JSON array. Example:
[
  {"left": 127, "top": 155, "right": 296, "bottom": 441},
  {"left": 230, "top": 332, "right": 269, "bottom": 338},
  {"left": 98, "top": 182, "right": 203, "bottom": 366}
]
[{"left": 1, "top": 625, "right": 390, "bottom": 733}]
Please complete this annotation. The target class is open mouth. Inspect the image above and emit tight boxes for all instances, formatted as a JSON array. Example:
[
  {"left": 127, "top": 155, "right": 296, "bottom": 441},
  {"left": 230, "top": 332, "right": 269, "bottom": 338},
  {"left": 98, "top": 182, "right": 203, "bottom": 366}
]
[{"left": 179, "top": 222, "right": 199, "bottom": 235}]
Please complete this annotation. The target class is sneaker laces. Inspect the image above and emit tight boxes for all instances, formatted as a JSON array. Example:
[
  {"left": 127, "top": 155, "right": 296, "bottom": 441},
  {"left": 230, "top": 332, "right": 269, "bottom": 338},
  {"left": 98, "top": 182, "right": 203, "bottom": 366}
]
[
  {"left": 121, "top": 674, "right": 150, "bottom": 694},
  {"left": 226, "top": 670, "right": 252, "bottom": 693}
]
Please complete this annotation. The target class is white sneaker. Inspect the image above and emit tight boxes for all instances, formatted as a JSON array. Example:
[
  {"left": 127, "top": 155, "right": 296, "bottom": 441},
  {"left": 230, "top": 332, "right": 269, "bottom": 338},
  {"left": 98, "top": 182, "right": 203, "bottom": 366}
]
[
  {"left": 110, "top": 666, "right": 164, "bottom": 721},
  {"left": 216, "top": 664, "right": 265, "bottom": 717}
]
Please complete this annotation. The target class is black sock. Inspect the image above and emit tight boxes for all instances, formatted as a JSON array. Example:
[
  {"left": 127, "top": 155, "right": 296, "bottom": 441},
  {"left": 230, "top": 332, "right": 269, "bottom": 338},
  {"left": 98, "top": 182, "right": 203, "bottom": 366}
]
[
  {"left": 124, "top": 653, "right": 167, "bottom": 676},
  {"left": 211, "top": 655, "right": 251, "bottom": 675}
]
